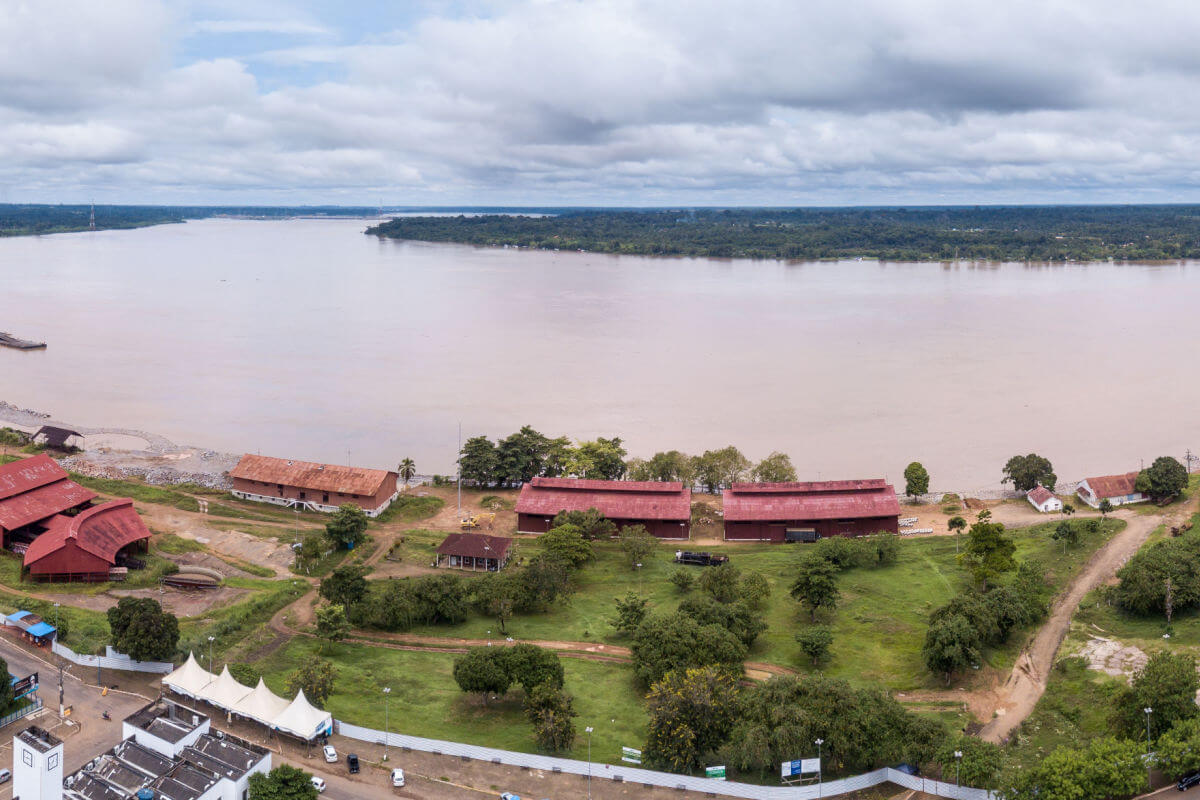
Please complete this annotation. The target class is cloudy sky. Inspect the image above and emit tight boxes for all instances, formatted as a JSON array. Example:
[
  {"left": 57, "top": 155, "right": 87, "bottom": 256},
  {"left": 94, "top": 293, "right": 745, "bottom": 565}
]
[{"left": 6, "top": 0, "right": 1200, "bottom": 205}]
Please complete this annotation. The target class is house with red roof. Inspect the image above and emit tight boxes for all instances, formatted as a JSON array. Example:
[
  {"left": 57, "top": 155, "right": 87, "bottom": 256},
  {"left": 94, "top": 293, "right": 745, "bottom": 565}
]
[
  {"left": 1076, "top": 471, "right": 1146, "bottom": 509},
  {"left": 1026, "top": 485, "right": 1062, "bottom": 513},
  {"left": 0, "top": 455, "right": 151, "bottom": 581},
  {"left": 436, "top": 533, "right": 512, "bottom": 571},
  {"left": 515, "top": 477, "right": 691, "bottom": 539},
  {"left": 722, "top": 479, "right": 901, "bottom": 542},
  {"left": 230, "top": 454, "right": 399, "bottom": 517}
]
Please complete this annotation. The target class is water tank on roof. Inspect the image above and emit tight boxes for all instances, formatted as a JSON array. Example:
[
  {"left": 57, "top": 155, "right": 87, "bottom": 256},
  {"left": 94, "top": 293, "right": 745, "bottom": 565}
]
[{"left": 137, "top": 789, "right": 155, "bottom": 800}]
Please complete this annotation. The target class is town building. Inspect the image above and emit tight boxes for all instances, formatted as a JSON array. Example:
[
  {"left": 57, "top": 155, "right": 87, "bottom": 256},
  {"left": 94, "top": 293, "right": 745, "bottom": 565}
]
[
  {"left": 4, "top": 610, "right": 57, "bottom": 646},
  {"left": 230, "top": 454, "right": 400, "bottom": 517},
  {"left": 436, "top": 533, "right": 512, "bottom": 571},
  {"left": 515, "top": 477, "right": 691, "bottom": 538},
  {"left": 0, "top": 456, "right": 151, "bottom": 582},
  {"left": 51, "top": 699, "right": 272, "bottom": 800},
  {"left": 1026, "top": 485, "right": 1062, "bottom": 513},
  {"left": 722, "top": 479, "right": 901, "bottom": 541},
  {"left": 1076, "top": 472, "right": 1147, "bottom": 509},
  {"left": 14, "top": 725, "right": 62, "bottom": 800}
]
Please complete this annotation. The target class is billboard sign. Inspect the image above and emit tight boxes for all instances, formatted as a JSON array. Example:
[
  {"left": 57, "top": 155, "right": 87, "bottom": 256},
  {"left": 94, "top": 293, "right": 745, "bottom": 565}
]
[
  {"left": 781, "top": 758, "right": 821, "bottom": 778},
  {"left": 622, "top": 747, "right": 642, "bottom": 765},
  {"left": 706, "top": 766, "right": 726, "bottom": 781},
  {"left": 10, "top": 672, "right": 37, "bottom": 700}
]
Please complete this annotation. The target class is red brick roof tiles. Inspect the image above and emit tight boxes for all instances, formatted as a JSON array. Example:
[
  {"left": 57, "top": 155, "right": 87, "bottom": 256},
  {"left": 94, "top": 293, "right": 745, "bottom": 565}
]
[
  {"left": 516, "top": 478, "right": 691, "bottom": 521},
  {"left": 231, "top": 454, "right": 394, "bottom": 496},
  {"left": 723, "top": 479, "right": 900, "bottom": 522},
  {"left": 1082, "top": 472, "right": 1140, "bottom": 499},
  {"left": 1027, "top": 485, "right": 1055, "bottom": 506}
]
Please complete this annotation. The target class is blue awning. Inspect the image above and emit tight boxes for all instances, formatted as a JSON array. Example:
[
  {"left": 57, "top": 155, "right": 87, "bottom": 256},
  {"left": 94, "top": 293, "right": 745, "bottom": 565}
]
[
  {"left": 24, "top": 622, "right": 55, "bottom": 638},
  {"left": 5, "top": 611, "right": 31, "bottom": 623}
]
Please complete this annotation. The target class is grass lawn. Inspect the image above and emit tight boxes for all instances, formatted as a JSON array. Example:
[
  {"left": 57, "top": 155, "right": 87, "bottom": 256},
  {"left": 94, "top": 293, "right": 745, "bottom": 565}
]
[
  {"left": 181, "top": 578, "right": 308, "bottom": 660},
  {"left": 252, "top": 637, "right": 648, "bottom": 765},
  {"left": 395, "top": 519, "right": 1122, "bottom": 689}
]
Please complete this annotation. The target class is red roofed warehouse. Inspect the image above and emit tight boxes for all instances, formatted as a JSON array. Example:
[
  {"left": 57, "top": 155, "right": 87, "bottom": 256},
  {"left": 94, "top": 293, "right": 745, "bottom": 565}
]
[
  {"left": 0, "top": 456, "right": 151, "bottom": 581},
  {"left": 436, "top": 533, "right": 512, "bottom": 571},
  {"left": 230, "top": 454, "right": 400, "bottom": 518},
  {"left": 515, "top": 477, "right": 691, "bottom": 539},
  {"left": 1076, "top": 472, "right": 1147, "bottom": 509},
  {"left": 723, "top": 479, "right": 901, "bottom": 542}
]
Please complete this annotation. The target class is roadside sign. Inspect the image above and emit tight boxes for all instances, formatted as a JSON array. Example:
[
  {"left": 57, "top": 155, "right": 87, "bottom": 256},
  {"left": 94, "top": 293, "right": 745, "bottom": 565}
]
[
  {"left": 621, "top": 747, "right": 642, "bottom": 765},
  {"left": 706, "top": 766, "right": 726, "bottom": 781},
  {"left": 801, "top": 758, "right": 821, "bottom": 774},
  {"left": 782, "top": 758, "right": 821, "bottom": 778}
]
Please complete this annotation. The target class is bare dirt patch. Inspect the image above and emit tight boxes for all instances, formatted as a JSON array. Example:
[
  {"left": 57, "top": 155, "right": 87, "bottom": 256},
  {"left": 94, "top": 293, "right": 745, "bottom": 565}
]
[
  {"left": 38, "top": 585, "right": 249, "bottom": 618},
  {"left": 1075, "top": 635, "right": 1148, "bottom": 679},
  {"left": 137, "top": 505, "right": 296, "bottom": 575}
]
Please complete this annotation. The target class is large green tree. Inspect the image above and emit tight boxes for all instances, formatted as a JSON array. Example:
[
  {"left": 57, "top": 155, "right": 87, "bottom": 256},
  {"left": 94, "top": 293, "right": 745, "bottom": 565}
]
[
  {"left": 903, "top": 462, "right": 930, "bottom": 497},
  {"left": 397, "top": 457, "right": 416, "bottom": 486},
  {"left": 567, "top": 438, "right": 627, "bottom": 480},
  {"left": 1111, "top": 651, "right": 1200, "bottom": 740},
  {"left": 644, "top": 666, "right": 739, "bottom": 772},
  {"left": 935, "top": 736, "right": 1003, "bottom": 789},
  {"left": 1002, "top": 453, "right": 1057, "bottom": 492},
  {"left": 551, "top": 508, "right": 617, "bottom": 540},
  {"left": 318, "top": 565, "right": 369, "bottom": 608},
  {"left": 750, "top": 452, "right": 797, "bottom": 483},
  {"left": 284, "top": 658, "right": 336, "bottom": 708},
  {"left": 524, "top": 682, "right": 577, "bottom": 752},
  {"left": 538, "top": 524, "right": 593, "bottom": 570},
  {"left": 452, "top": 648, "right": 512, "bottom": 704},
  {"left": 1155, "top": 717, "right": 1200, "bottom": 779},
  {"left": 502, "top": 643, "right": 565, "bottom": 694},
  {"left": 1002, "top": 737, "right": 1147, "bottom": 800},
  {"left": 923, "top": 614, "right": 981, "bottom": 684},
  {"left": 961, "top": 519, "right": 1016, "bottom": 590},
  {"left": 458, "top": 435, "right": 498, "bottom": 486},
  {"left": 248, "top": 764, "right": 318, "bottom": 800},
  {"left": 611, "top": 593, "right": 649, "bottom": 634},
  {"left": 1114, "top": 536, "right": 1200, "bottom": 619},
  {"left": 795, "top": 626, "right": 833, "bottom": 666},
  {"left": 324, "top": 504, "right": 368, "bottom": 549},
  {"left": 495, "top": 425, "right": 552, "bottom": 485},
  {"left": 630, "top": 613, "right": 746, "bottom": 686},
  {"left": 697, "top": 562, "right": 742, "bottom": 603},
  {"left": 314, "top": 603, "right": 350, "bottom": 646},
  {"left": 107, "top": 597, "right": 179, "bottom": 662},
  {"left": 618, "top": 524, "right": 657, "bottom": 569},
  {"left": 1137, "top": 456, "right": 1188, "bottom": 502},
  {"left": 790, "top": 556, "right": 840, "bottom": 621}
]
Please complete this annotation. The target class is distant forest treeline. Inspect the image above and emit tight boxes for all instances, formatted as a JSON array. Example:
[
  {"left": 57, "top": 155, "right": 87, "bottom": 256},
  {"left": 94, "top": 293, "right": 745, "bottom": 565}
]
[
  {"left": 367, "top": 206, "right": 1200, "bottom": 261},
  {"left": 0, "top": 204, "right": 377, "bottom": 237}
]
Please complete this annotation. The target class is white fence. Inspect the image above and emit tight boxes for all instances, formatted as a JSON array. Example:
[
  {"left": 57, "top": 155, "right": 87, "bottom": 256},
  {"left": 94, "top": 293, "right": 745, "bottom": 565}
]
[
  {"left": 337, "top": 722, "right": 993, "bottom": 800},
  {"left": 51, "top": 642, "right": 174, "bottom": 674}
]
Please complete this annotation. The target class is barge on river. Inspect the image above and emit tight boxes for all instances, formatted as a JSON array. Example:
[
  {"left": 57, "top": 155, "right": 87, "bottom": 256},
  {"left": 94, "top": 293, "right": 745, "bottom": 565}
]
[{"left": 0, "top": 332, "right": 45, "bottom": 350}]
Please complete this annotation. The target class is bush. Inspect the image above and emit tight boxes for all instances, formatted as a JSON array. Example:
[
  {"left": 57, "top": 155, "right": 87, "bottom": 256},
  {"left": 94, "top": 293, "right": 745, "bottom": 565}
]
[{"left": 669, "top": 568, "right": 694, "bottom": 593}]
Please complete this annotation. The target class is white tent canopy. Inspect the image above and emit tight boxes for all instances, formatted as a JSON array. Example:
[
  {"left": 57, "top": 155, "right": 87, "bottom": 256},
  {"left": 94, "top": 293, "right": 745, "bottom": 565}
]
[
  {"left": 234, "top": 678, "right": 291, "bottom": 727},
  {"left": 199, "top": 665, "right": 252, "bottom": 709},
  {"left": 162, "top": 652, "right": 216, "bottom": 698},
  {"left": 272, "top": 689, "right": 333, "bottom": 740}
]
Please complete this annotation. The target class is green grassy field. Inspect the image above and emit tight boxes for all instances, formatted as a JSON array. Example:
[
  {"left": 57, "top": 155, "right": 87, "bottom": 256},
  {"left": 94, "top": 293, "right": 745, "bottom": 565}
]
[
  {"left": 252, "top": 637, "right": 648, "bottom": 764},
  {"left": 393, "top": 518, "right": 1122, "bottom": 689}
]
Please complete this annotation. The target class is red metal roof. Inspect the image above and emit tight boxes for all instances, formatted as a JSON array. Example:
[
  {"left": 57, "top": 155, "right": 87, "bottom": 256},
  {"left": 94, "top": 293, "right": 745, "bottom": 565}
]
[
  {"left": 1027, "top": 485, "right": 1055, "bottom": 505},
  {"left": 231, "top": 454, "right": 394, "bottom": 496},
  {"left": 0, "top": 455, "right": 70, "bottom": 501},
  {"left": 1082, "top": 472, "right": 1139, "bottom": 499},
  {"left": 723, "top": 479, "right": 900, "bottom": 522},
  {"left": 0, "top": 478, "right": 98, "bottom": 532},
  {"left": 516, "top": 478, "right": 691, "bottom": 521},
  {"left": 24, "top": 499, "right": 152, "bottom": 569},
  {"left": 436, "top": 533, "right": 512, "bottom": 560}
]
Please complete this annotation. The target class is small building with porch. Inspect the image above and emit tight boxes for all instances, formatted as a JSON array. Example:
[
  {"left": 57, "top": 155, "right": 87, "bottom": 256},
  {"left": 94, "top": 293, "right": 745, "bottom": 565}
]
[
  {"left": 436, "top": 533, "right": 512, "bottom": 571},
  {"left": 1076, "top": 472, "right": 1147, "bottom": 509},
  {"left": 515, "top": 477, "right": 691, "bottom": 538},
  {"left": 723, "top": 479, "right": 901, "bottom": 542},
  {"left": 1026, "top": 485, "right": 1062, "bottom": 513},
  {"left": 3, "top": 610, "right": 56, "bottom": 646},
  {"left": 32, "top": 426, "right": 84, "bottom": 450},
  {"left": 230, "top": 454, "right": 400, "bottom": 517}
]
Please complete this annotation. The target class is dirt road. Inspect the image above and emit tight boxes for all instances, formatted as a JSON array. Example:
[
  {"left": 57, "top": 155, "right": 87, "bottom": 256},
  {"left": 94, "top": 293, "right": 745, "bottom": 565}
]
[{"left": 979, "top": 507, "right": 1177, "bottom": 743}]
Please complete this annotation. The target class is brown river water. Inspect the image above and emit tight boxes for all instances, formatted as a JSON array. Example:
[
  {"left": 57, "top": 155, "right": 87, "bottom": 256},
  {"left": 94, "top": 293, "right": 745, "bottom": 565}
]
[{"left": 0, "top": 217, "right": 1194, "bottom": 492}]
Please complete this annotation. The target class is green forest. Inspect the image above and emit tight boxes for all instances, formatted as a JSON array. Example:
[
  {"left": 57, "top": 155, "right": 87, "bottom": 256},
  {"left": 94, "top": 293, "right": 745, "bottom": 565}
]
[
  {"left": 0, "top": 204, "right": 378, "bottom": 237},
  {"left": 367, "top": 206, "right": 1200, "bottom": 262}
]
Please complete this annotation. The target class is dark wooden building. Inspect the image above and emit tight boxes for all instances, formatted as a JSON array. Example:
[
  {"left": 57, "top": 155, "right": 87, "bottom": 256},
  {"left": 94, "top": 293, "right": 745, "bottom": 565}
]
[
  {"left": 436, "top": 533, "right": 512, "bottom": 571},
  {"left": 515, "top": 477, "right": 691, "bottom": 539},
  {"left": 722, "top": 479, "right": 900, "bottom": 542},
  {"left": 230, "top": 454, "right": 400, "bottom": 518}
]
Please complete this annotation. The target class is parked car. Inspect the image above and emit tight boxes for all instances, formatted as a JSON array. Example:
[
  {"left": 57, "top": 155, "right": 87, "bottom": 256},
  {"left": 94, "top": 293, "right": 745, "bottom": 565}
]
[
  {"left": 322, "top": 745, "right": 337, "bottom": 763},
  {"left": 0, "top": 769, "right": 11, "bottom": 783},
  {"left": 1178, "top": 771, "right": 1200, "bottom": 790},
  {"left": 500, "top": 793, "right": 521, "bottom": 800},
  {"left": 310, "top": 776, "right": 326, "bottom": 793},
  {"left": 391, "top": 768, "right": 406, "bottom": 787},
  {"left": 347, "top": 753, "right": 360, "bottom": 774}
]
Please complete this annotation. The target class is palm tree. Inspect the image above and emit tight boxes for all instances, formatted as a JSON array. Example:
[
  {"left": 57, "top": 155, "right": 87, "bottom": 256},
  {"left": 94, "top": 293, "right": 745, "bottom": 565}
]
[{"left": 398, "top": 458, "right": 416, "bottom": 488}]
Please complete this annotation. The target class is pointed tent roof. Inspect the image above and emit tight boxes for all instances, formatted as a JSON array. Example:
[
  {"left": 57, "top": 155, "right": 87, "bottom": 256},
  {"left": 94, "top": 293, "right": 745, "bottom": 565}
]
[
  {"left": 163, "top": 653, "right": 216, "bottom": 698},
  {"left": 198, "top": 665, "right": 252, "bottom": 709},
  {"left": 232, "top": 678, "right": 291, "bottom": 726},
  {"left": 272, "top": 689, "right": 332, "bottom": 739}
]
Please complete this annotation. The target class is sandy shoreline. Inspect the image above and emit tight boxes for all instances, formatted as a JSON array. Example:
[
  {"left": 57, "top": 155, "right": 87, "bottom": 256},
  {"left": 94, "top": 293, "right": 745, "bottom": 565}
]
[{"left": 0, "top": 400, "right": 239, "bottom": 488}]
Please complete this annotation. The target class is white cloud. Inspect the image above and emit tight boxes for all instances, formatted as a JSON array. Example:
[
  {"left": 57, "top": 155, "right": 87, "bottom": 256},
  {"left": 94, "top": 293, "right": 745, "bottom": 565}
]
[{"left": 9, "top": 0, "right": 1200, "bottom": 203}]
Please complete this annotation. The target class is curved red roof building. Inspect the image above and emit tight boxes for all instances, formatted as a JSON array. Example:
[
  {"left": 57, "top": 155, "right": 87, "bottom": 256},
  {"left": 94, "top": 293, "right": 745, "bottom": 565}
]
[
  {"left": 723, "top": 479, "right": 900, "bottom": 542},
  {"left": 515, "top": 477, "right": 691, "bottom": 539},
  {"left": 24, "top": 499, "right": 151, "bottom": 581}
]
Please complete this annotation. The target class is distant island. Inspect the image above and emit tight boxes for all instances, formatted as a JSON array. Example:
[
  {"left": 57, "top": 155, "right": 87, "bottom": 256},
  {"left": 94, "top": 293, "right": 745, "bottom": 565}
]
[
  {"left": 367, "top": 206, "right": 1200, "bottom": 262},
  {"left": 0, "top": 204, "right": 380, "bottom": 237}
]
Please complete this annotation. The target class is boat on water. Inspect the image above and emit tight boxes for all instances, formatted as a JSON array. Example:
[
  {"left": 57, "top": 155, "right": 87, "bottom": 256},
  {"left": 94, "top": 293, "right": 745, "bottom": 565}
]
[{"left": 0, "top": 332, "right": 46, "bottom": 350}]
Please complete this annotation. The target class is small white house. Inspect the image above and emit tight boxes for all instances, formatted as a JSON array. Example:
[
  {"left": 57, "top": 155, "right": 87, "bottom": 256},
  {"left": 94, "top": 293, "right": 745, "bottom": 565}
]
[
  {"left": 1076, "top": 472, "right": 1147, "bottom": 509},
  {"left": 1026, "top": 485, "right": 1062, "bottom": 513}
]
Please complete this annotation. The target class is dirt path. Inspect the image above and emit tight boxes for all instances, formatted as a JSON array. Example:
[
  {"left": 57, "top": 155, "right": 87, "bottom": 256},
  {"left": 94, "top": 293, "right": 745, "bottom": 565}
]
[{"left": 978, "top": 505, "right": 1184, "bottom": 743}]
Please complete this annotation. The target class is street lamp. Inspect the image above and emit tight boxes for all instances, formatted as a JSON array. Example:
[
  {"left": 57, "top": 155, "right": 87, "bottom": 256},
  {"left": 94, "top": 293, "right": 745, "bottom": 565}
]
[
  {"left": 383, "top": 687, "right": 391, "bottom": 762},
  {"left": 815, "top": 738, "right": 824, "bottom": 799},
  {"left": 1145, "top": 707, "right": 1154, "bottom": 789},
  {"left": 954, "top": 750, "right": 963, "bottom": 786},
  {"left": 207, "top": 636, "right": 215, "bottom": 671},
  {"left": 585, "top": 726, "right": 594, "bottom": 800}
]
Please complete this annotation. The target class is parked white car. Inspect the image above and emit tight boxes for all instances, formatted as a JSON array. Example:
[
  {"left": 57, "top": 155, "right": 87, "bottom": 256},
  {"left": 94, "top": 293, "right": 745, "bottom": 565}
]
[
  {"left": 323, "top": 745, "right": 337, "bottom": 763},
  {"left": 311, "top": 776, "right": 326, "bottom": 793},
  {"left": 391, "top": 767, "right": 406, "bottom": 787}
]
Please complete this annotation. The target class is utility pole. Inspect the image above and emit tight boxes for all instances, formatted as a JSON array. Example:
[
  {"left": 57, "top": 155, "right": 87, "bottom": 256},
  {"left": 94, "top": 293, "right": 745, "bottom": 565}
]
[
  {"left": 1145, "top": 707, "right": 1154, "bottom": 789},
  {"left": 383, "top": 687, "right": 391, "bottom": 762},
  {"left": 815, "top": 738, "right": 824, "bottom": 799},
  {"left": 585, "top": 726, "right": 594, "bottom": 800},
  {"left": 456, "top": 422, "right": 462, "bottom": 522}
]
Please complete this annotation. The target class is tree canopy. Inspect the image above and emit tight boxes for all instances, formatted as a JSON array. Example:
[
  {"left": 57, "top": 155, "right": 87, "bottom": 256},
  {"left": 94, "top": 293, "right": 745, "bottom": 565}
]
[
  {"left": 107, "top": 597, "right": 179, "bottom": 662},
  {"left": 248, "top": 764, "right": 318, "bottom": 800},
  {"left": 903, "top": 462, "right": 930, "bottom": 497},
  {"left": 644, "top": 666, "right": 739, "bottom": 772},
  {"left": 630, "top": 612, "right": 746, "bottom": 686},
  {"left": 1002, "top": 453, "right": 1056, "bottom": 492},
  {"left": 1136, "top": 456, "right": 1188, "bottom": 502},
  {"left": 324, "top": 504, "right": 369, "bottom": 549}
]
